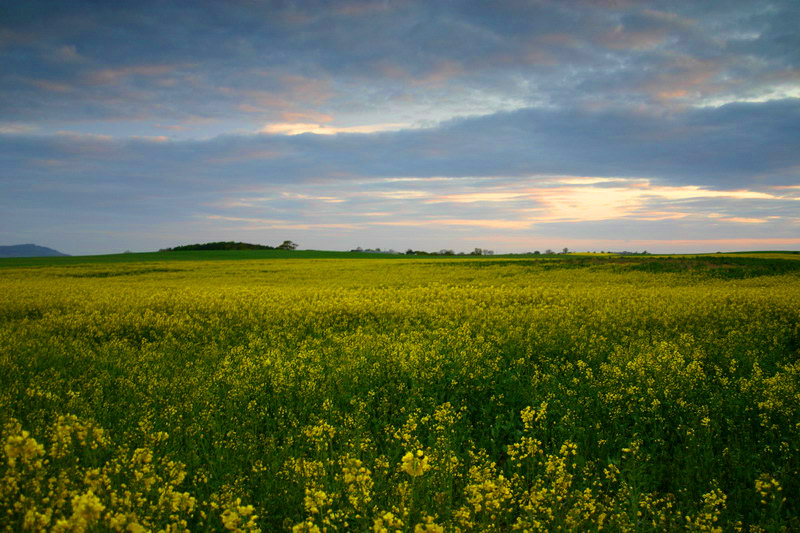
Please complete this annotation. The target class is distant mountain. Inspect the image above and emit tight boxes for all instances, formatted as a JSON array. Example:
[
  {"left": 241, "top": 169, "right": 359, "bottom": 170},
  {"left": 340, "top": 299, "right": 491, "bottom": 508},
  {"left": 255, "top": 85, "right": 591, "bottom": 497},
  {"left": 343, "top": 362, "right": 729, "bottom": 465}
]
[{"left": 0, "top": 244, "right": 70, "bottom": 258}]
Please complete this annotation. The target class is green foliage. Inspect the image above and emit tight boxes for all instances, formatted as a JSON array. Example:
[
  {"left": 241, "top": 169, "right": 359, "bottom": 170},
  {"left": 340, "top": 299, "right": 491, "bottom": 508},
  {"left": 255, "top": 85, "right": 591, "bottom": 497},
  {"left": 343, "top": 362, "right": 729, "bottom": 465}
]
[
  {"left": 276, "top": 240, "right": 298, "bottom": 251},
  {"left": 162, "top": 241, "right": 276, "bottom": 252}
]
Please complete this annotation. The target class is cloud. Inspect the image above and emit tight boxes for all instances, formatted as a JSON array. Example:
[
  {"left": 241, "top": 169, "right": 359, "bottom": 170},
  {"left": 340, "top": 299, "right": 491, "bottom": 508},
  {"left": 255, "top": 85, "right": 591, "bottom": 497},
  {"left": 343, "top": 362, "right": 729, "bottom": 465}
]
[
  {"left": 205, "top": 215, "right": 361, "bottom": 231},
  {"left": 707, "top": 215, "right": 767, "bottom": 224},
  {"left": 0, "top": 123, "right": 37, "bottom": 134},
  {"left": 2, "top": 0, "right": 798, "bottom": 134},
  {"left": 11, "top": 104, "right": 796, "bottom": 251},
  {"left": 374, "top": 218, "right": 534, "bottom": 230},
  {"left": 259, "top": 122, "right": 412, "bottom": 135},
  {"left": 27, "top": 78, "right": 73, "bottom": 92},
  {"left": 280, "top": 111, "right": 334, "bottom": 123},
  {"left": 87, "top": 64, "right": 179, "bottom": 85},
  {"left": 426, "top": 192, "right": 526, "bottom": 204},
  {"left": 3, "top": 98, "right": 799, "bottom": 194},
  {"left": 51, "top": 44, "right": 83, "bottom": 63}
]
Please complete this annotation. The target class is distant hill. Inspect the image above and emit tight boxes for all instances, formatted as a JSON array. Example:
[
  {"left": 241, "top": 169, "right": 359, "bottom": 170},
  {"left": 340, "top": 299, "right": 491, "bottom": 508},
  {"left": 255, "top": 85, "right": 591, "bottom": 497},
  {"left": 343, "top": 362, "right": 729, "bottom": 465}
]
[
  {"left": 0, "top": 244, "right": 69, "bottom": 258},
  {"left": 161, "top": 241, "right": 276, "bottom": 252}
]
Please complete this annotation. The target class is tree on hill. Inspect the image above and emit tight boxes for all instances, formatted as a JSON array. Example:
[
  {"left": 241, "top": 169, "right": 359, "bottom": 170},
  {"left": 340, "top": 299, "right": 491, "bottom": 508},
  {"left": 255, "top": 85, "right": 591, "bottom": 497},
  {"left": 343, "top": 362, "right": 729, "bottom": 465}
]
[{"left": 277, "top": 240, "right": 298, "bottom": 250}]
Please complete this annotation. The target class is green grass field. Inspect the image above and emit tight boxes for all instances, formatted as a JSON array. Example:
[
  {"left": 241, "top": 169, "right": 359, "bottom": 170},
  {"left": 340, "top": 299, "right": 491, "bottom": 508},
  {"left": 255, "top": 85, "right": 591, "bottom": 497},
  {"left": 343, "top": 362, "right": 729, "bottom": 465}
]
[
  {"left": 1, "top": 249, "right": 797, "bottom": 269},
  {"left": 1, "top": 254, "right": 798, "bottom": 531},
  {"left": 0, "top": 249, "right": 406, "bottom": 268}
]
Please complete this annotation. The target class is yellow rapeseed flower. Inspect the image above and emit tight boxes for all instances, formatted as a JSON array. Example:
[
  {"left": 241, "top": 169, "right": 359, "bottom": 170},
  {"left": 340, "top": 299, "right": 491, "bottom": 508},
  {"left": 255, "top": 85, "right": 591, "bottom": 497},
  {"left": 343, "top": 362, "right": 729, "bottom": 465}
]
[{"left": 401, "top": 450, "right": 430, "bottom": 477}]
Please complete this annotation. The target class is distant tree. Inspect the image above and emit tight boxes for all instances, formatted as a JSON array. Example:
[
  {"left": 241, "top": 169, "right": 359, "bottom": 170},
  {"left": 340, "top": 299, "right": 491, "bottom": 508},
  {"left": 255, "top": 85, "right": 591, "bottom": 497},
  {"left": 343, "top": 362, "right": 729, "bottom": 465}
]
[
  {"left": 470, "top": 248, "right": 483, "bottom": 256},
  {"left": 277, "top": 240, "right": 298, "bottom": 250},
  {"left": 562, "top": 247, "right": 569, "bottom": 254},
  {"left": 533, "top": 250, "right": 540, "bottom": 255},
  {"left": 406, "top": 249, "right": 415, "bottom": 255},
  {"left": 544, "top": 249, "right": 554, "bottom": 255}
]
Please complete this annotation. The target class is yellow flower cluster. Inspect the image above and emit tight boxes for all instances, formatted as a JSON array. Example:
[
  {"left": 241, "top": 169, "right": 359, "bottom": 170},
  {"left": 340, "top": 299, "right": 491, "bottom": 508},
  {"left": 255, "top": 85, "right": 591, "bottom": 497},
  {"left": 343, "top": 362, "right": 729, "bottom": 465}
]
[
  {"left": 372, "top": 510, "right": 403, "bottom": 533},
  {"left": 220, "top": 498, "right": 259, "bottom": 532},
  {"left": 342, "top": 457, "right": 373, "bottom": 511},
  {"left": 755, "top": 474, "right": 784, "bottom": 506},
  {"left": 401, "top": 450, "right": 430, "bottom": 478},
  {"left": 413, "top": 514, "right": 444, "bottom": 533},
  {"left": 685, "top": 488, "right": 727, "bottom": 532},
  {"left": 4, "top": 430, "right": 44, "bottom": 468},
  {"left": 0, "top": 414, "right": 260, "bottom": 532}
]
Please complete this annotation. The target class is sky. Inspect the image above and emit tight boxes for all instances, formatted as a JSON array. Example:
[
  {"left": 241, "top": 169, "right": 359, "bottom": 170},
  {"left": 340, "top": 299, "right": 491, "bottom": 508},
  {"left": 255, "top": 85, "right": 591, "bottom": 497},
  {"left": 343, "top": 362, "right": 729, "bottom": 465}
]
[{"left": 1, "top": 0, "right": 799, "bottom": 255}]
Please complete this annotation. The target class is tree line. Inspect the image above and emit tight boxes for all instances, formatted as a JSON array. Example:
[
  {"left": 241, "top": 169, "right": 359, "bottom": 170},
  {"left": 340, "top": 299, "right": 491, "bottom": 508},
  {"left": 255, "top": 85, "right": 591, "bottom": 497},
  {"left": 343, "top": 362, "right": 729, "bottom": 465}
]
[{"left": 160, "top": 241, "right": 297, "bottom": 252}]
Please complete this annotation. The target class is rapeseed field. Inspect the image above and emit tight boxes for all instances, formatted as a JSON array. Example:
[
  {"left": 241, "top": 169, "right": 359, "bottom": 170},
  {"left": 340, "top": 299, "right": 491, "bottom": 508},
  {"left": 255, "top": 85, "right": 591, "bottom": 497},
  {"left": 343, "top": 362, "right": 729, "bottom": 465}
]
[{"left": 1, "top": 256, "right": 798, "bottom": 531}]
